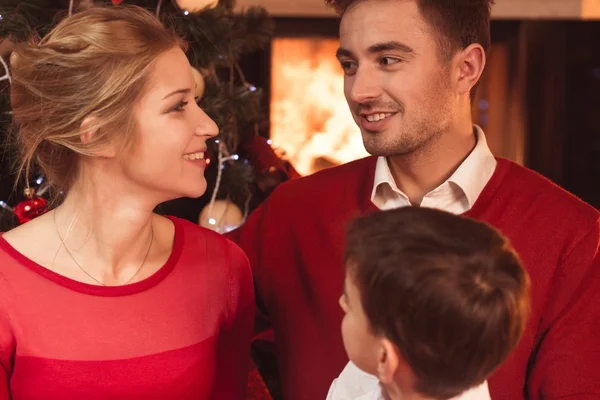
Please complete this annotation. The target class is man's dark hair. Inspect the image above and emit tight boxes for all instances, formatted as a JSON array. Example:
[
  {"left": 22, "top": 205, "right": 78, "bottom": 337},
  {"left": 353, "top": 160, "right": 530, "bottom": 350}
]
[
  {"left": 326, "top": 0, "right": 495, "bottom": 99},
  {"left": 344, "top": 207, "right": 530, "bottom": 398}
]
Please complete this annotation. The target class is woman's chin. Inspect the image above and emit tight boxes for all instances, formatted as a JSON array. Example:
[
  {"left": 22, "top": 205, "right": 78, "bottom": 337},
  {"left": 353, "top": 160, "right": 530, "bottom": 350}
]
[
  {"left": 182, "top": 182, "right": 208, "bottom": 199},
  {"left": 151, "top": 180, "right": 207, "bottom": 203}
]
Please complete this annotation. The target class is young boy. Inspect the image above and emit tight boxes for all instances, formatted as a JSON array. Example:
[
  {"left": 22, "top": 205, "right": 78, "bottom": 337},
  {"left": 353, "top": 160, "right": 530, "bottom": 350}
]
[{"left": 328, "top": 207, "right": 531, "bottom": 400}]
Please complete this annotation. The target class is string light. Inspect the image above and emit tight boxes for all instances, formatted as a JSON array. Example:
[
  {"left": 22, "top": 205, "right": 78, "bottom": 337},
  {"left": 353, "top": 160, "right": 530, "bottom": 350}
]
[
  {"left": 37, "top": 182, "right": 50, "bottom": 196},
  {"left": 0, "top": 201, "right": 13, "bottom": 212},
  {"left": 0, "top": 56, "right": 11, "bottom": 84},
  {"left": 202, "top": 140, "right": 248, "bottom": 232},
  {"left": 204, "top": 141, "right": 226, "bottom": 227},
  {"left": 222, "top": 154, "right": 239, "bottom": 162},
  {"left": 156, "top": 0, "right": 164, "bottom": 17}
]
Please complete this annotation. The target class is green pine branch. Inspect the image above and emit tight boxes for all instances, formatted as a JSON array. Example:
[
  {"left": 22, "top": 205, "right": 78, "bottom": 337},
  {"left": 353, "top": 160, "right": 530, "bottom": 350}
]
[
  {"left": 0, "top": 0, "right": 69, "bottom": 41},
  {"left": 229, "top": 7, "right": 274, "bottom": 55}
]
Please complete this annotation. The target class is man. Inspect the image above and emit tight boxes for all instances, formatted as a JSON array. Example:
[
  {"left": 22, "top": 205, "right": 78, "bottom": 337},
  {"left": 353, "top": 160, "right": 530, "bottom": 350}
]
[{"left": 227, "top": 1, "right": 600, "bottom": 399}]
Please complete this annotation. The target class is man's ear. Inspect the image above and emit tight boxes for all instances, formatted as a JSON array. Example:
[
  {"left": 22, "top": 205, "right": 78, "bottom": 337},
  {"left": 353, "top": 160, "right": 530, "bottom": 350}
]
[
  {"left": 453, "top": 43, "right": 486, "bottom": 97},
  {"left": 80, "top": 116, "right": 117, "bottom": 158}
]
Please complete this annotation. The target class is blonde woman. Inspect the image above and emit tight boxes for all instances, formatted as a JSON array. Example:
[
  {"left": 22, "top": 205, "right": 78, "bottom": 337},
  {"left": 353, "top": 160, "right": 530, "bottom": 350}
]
[{"left": 0, "top": 5, "right": 253, "bottom": 399}]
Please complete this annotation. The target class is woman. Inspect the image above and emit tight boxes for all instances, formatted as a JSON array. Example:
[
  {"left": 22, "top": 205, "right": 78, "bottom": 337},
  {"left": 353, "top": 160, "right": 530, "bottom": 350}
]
[{"left": 0, "top": 5, "right": 253, "bottom": 399}]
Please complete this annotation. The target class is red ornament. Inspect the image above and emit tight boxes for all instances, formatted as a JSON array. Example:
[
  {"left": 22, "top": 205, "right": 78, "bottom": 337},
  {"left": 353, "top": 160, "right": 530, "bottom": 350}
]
[
  {"left": 13, "top": 188, "right": 48, "bottom": 225},
  {"left": 112, "top": 0, "right": 124, "bottom": 4}
]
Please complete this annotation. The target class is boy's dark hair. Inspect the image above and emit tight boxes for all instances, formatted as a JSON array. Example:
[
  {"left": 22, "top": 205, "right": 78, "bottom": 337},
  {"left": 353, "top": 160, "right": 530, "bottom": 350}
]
[
  {"left": 344, "top": 207, "right": 530, "bottom": 399},
  {"left": 325, "top": 0, "right": 495, "bottom": 99}
]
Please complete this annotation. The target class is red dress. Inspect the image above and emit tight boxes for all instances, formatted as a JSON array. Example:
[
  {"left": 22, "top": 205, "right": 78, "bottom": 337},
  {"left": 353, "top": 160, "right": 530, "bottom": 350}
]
[{"left": 0, "top": 216, "right": 254, "bottom": 400}]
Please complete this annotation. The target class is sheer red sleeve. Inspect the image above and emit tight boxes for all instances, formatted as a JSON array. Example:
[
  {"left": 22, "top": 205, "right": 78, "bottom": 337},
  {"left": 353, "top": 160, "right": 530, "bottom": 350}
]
[
  {"left": 0, "top": 276, "right": 14, "bottom": 400},
  {"left": 211, "top": 240, "right": 255, "bottom": 399}
]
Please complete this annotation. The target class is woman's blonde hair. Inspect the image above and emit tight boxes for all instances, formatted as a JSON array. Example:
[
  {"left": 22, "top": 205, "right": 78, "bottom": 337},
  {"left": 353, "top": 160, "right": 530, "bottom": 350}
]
[{"left": 9, "top": 5, "right": 187, "bottom": 193}]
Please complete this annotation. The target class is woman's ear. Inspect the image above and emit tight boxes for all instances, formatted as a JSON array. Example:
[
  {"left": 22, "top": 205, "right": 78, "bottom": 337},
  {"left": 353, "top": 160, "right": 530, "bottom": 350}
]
[{"left": 80, "top": 116, "right": 117, "bottom": 158}]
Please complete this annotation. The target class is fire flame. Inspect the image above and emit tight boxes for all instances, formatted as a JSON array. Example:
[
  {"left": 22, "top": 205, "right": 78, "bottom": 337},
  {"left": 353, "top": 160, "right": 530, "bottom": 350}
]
[{"left": 270, "top": 38, "right": 369, "bottom": 176}]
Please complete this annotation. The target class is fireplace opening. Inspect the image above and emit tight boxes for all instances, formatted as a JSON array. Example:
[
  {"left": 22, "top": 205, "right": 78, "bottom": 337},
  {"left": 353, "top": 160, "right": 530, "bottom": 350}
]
[{"left": 269, "top": 37, "right": 368, "bottom": 176}]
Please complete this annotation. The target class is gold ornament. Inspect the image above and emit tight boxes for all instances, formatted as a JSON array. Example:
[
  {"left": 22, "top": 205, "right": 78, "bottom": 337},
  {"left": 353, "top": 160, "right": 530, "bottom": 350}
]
[
  {"left": 176, "top": 0, "right": 218, "bottom": 12},
  {"left": 198, "top": 199, "right": 244, "bottom": 234},
  {"left": 191, "top": 67, "right": 206, "bottom": 100}
]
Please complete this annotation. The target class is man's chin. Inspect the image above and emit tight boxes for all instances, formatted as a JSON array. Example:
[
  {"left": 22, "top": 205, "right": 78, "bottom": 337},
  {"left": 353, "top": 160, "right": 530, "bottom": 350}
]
[
  {"left": 362, "top": 140, "right": 395, "bottom": 157},
  {"left": 362, "top": 142, "right": 413, "bottom": 158}
]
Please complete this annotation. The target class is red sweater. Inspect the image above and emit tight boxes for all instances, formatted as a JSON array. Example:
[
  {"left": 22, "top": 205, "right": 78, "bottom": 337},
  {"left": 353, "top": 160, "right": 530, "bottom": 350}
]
[
  {"left": 0, "top": 216, "right": 254, "bottom": 400},
  {"left": 228, "top": 156, "right": 600, "bottom": 400}
]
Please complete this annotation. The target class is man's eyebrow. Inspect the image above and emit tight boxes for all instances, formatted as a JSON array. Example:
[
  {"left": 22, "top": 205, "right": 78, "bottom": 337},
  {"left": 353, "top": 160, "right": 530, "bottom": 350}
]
[
  {"left": 335, "top": 47, "right": 353, "bottom": 59},
  {"left": 367, "top": 41, "right": 415, "bottom": 55},
  {"left": 335, "top": 41, "right": 415, "bottom": 60}
]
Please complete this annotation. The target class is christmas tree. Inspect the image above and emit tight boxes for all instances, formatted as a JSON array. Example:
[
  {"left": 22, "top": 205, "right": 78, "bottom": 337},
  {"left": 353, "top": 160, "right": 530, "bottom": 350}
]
[{"left": 0, "top": 0, "right": 299, "bottom": 235}]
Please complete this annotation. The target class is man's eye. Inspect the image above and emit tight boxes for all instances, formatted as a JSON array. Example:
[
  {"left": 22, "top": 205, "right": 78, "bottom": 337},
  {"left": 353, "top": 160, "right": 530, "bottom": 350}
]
[
  {"left": 380, "top": 57, "right": 401, "bottom": 66},
  {"left": 339, "top": 60, "right": 358, "bottom": 74}
]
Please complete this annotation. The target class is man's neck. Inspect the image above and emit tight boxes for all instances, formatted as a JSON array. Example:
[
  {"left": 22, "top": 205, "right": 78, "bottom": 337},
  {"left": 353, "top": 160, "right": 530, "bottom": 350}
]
[{"left": 387, "top": 125, "right": 476, "bottom": 206}]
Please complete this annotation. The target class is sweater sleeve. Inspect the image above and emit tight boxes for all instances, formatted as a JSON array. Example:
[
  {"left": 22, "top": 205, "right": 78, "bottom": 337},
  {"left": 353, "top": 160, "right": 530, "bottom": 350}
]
[
  {"left": 0, "top": 277, "right": 13, "bottom": 400},
  {"left": 225, "top": 199, "right": 276, "bottom": 346},
  {"left": 211, "top": 239, "right": 255, "bottom": 400},
  {"left": 527, "top": 220, "right": 600, "bottom": 398}
]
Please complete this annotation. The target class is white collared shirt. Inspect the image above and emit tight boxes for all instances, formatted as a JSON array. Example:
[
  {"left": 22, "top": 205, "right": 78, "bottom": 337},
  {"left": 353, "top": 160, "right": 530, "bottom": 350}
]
[
  {"left": 370, "top": 126, "right": 497, "bottom": 214},
  {"left": 326, "top": 362, "right": 491, "bottom": 400}
]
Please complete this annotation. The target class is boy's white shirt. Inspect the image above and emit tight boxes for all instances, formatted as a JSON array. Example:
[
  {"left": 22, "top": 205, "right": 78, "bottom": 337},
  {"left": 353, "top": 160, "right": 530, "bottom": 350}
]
[{"left": 326, "top": 362, "right": 491, "bottom": 400}]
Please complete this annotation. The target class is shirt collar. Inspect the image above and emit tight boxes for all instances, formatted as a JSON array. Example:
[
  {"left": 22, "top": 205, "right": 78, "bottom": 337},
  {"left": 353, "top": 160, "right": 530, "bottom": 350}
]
[
  {"left": 370, "top": 125, "right": 497, "bottom": 209},
  {"left": 371, "top": 155, "right": 401, "bottom": 203},
  {"left": 446, "top": 125, "right": 497, "bottom": 208}
]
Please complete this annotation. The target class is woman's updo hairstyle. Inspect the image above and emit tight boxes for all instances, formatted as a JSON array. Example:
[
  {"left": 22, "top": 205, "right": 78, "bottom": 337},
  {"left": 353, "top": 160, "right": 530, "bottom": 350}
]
[{"left": 9, "top": 5, "right": 186, "bottom": 193}]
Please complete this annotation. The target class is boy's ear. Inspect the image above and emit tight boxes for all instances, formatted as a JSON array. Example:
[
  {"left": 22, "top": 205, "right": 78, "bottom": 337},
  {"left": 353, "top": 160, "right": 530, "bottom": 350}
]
[
  {"left": 376, "top": 338, "right": 400, "bottom": 384},
  {"left": 376, "top": 337, "right": 418, "bottom": 390}
]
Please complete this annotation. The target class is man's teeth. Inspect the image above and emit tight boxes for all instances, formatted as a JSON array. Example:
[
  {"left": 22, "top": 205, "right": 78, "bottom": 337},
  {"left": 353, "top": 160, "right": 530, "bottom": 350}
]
[
  {"left": 366, "top": 113, "right": 390, "bottom": 122},
  {"left": 183, "top": 152, "right": 204, "bottom": 160}
]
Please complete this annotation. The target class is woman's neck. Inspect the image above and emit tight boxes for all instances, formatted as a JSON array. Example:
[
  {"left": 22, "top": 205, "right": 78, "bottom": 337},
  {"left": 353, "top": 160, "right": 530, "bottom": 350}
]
[{"left": 53, "top": 182, "right": 157, "bottom": 285}]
